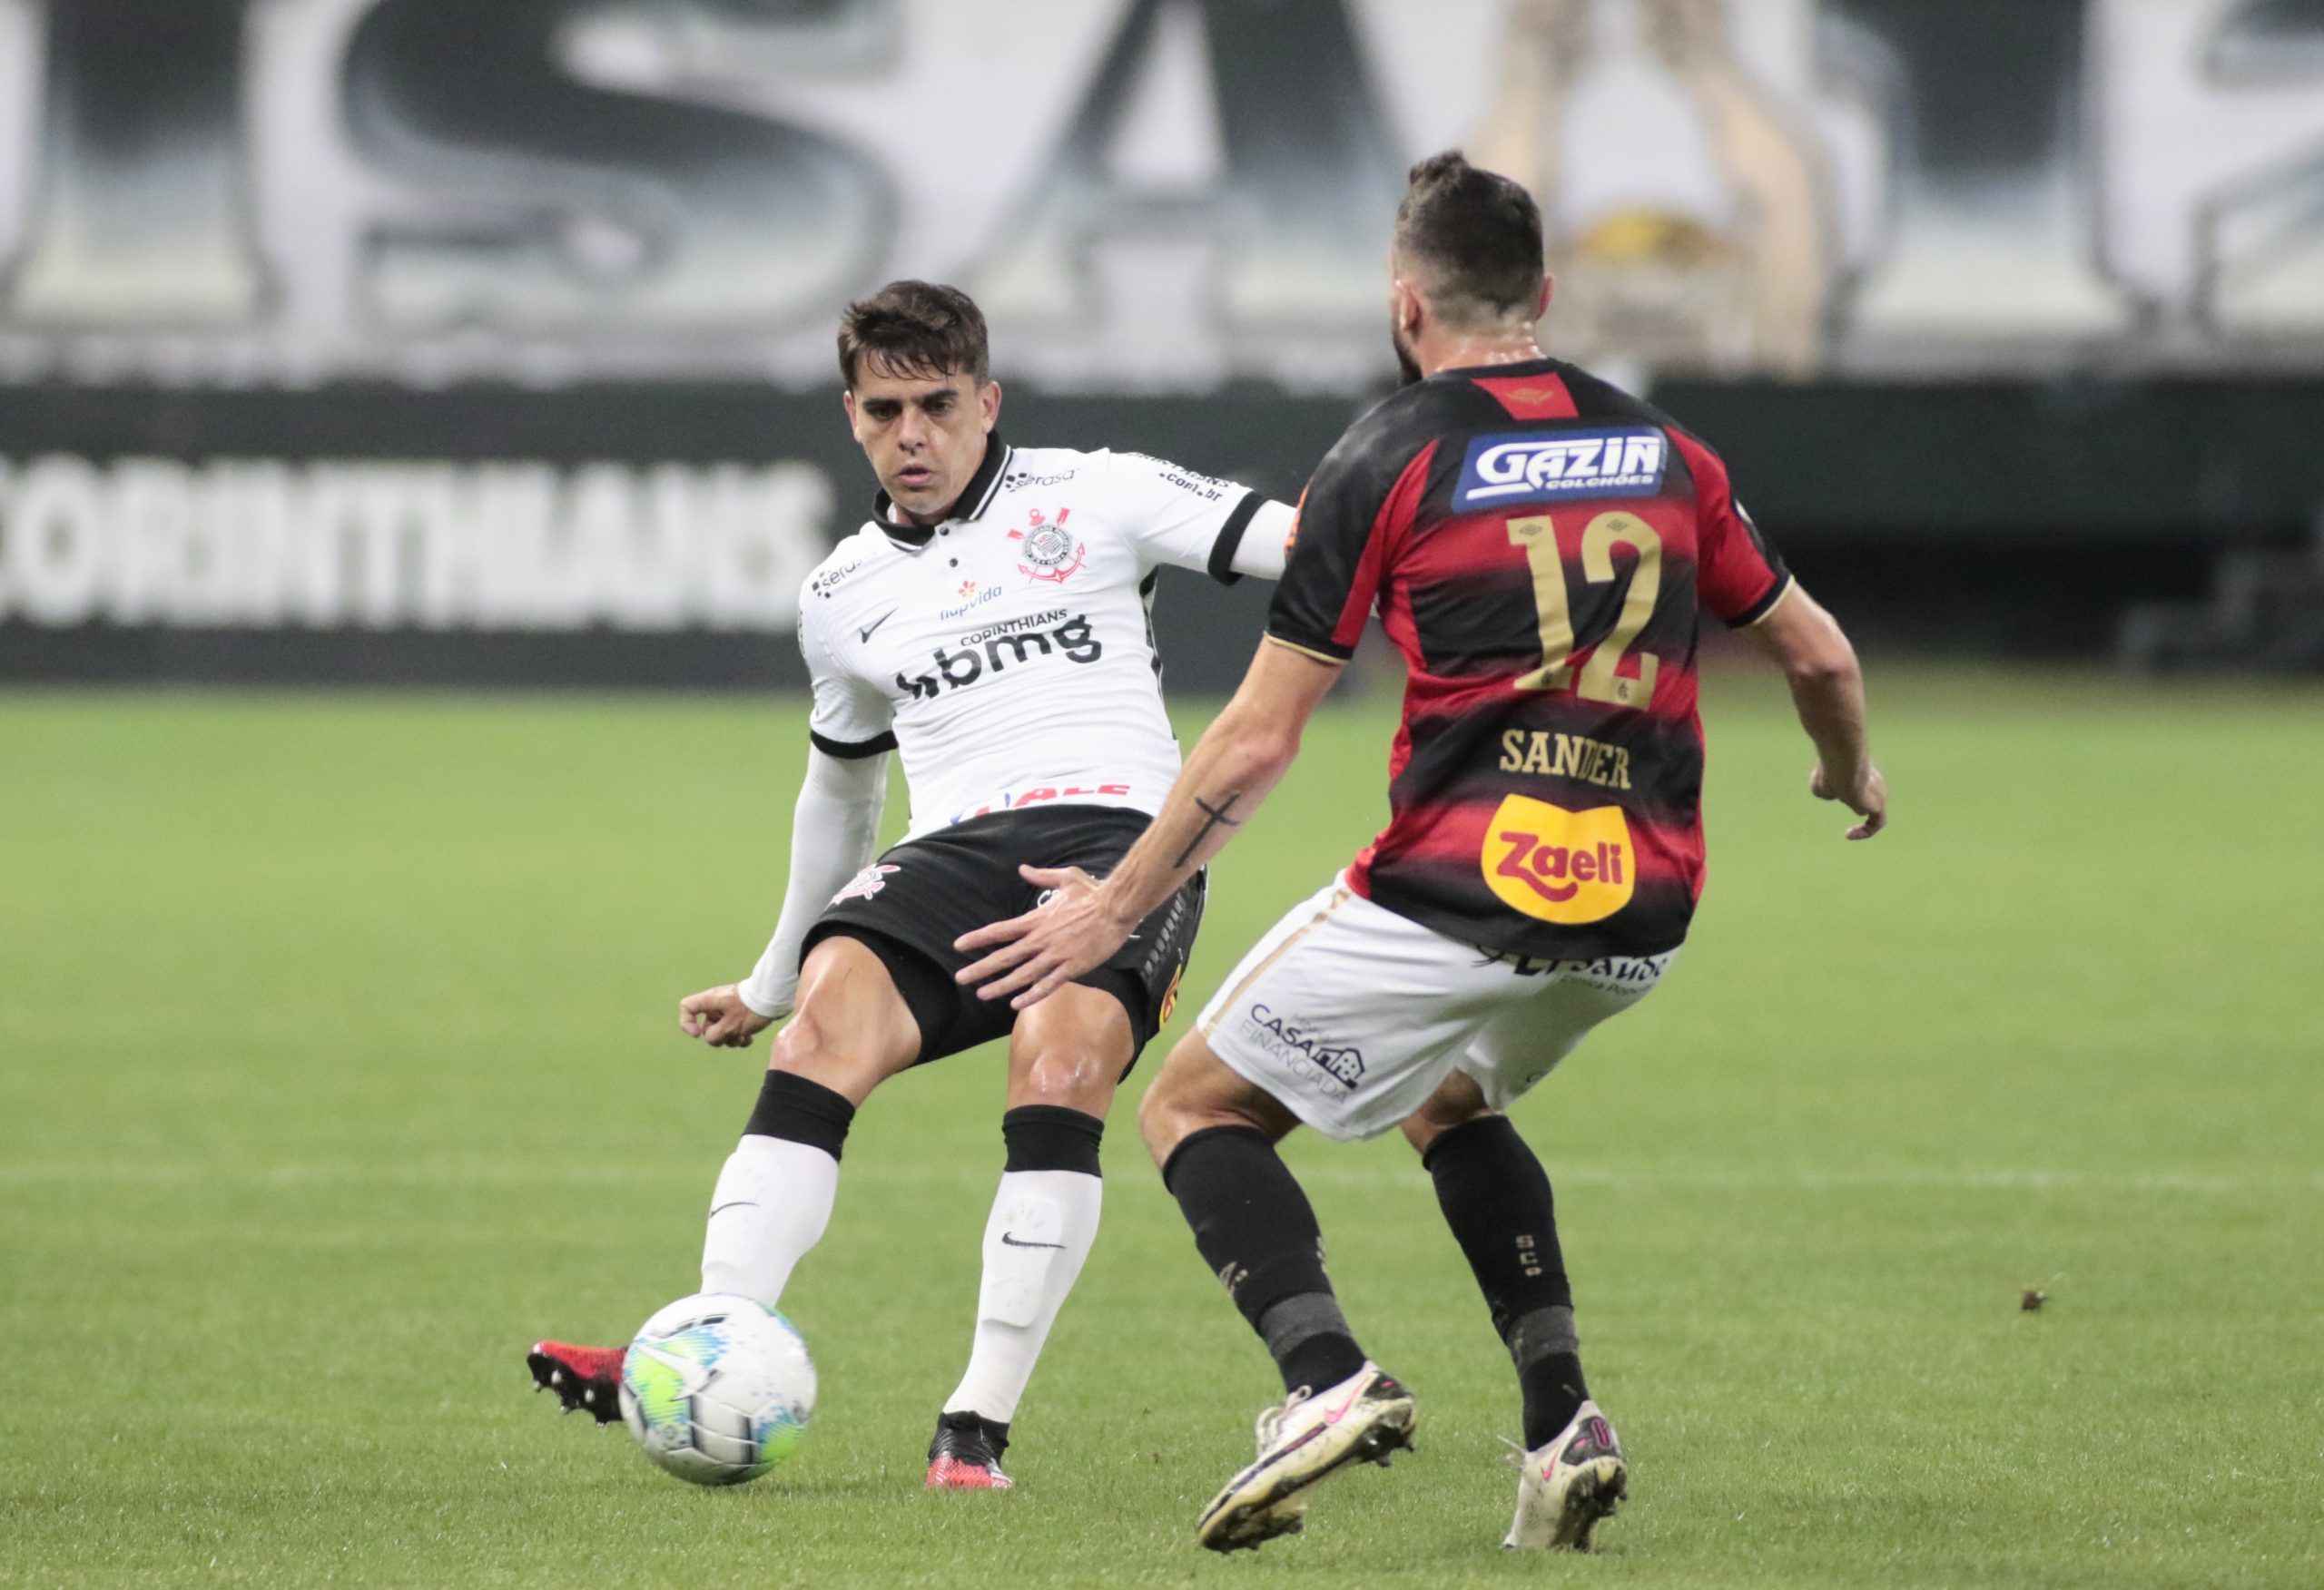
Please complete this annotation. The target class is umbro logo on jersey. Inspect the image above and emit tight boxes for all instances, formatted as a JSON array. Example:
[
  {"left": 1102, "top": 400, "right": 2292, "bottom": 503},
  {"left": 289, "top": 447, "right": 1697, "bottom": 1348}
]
[
  {"left": 1452, "top": 427, "right": 1668, "bottom": 510},
  {"left": 859, "top": 610, "right": 896, "bottom": 643}
]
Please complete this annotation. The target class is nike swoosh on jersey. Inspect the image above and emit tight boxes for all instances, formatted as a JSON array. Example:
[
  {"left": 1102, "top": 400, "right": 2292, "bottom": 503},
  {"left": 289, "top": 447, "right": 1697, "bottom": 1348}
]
[
  {"left": 859, "top": 610, "right": 897, "bottom": 643},
  {"left": 1000, "top": 1232, "right": 1066, "bottom": 1250}
]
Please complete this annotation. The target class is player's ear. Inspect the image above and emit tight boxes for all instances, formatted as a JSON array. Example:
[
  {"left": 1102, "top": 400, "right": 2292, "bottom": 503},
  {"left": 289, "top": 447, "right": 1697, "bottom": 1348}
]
[
  {"left": 842, "top": 388, "right": 859, "bottom": 429},
  {"left": 1390, "top": 277, "right": 1425, "bottom": 338},
  {"left": 979, "top": 378, "right": 1002, "bottom": 431},
  {"left": 1533, "top": 274, "right": 1553, "bottom": 321}
]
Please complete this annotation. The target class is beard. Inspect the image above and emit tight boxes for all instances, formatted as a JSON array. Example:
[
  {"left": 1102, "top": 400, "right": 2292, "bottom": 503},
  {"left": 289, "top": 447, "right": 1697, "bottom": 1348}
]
[{"left": 1392, "top": 322, "right": 1423, "bottom": 388}]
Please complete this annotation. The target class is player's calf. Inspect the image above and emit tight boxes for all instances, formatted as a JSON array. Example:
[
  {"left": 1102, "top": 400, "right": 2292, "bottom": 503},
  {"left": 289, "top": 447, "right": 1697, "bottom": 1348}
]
[{"left": 1418, "top": 1111, "right": 1595, "bottom": 1450}]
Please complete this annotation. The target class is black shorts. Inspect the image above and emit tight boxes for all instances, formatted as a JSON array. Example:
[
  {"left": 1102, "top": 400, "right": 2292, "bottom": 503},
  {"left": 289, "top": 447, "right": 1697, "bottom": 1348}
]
[{"left": 802, "top": 804, "right": 1206, "bottom": 1068}]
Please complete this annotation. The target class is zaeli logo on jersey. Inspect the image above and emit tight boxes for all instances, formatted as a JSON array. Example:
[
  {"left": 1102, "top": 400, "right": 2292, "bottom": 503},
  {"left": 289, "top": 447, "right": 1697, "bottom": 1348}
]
[
  {"left": 1009, "top": 509, "right": 1087, "bottom": 584},
  {"left": 1480, "top": 797, "right": 1637, "bottom": 925},
  {"left": 1452, "top": 427, "right": 1668, "bottom": 511}
]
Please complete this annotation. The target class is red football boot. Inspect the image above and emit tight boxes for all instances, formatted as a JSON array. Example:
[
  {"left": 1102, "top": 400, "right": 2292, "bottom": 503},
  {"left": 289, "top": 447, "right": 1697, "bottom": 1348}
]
[
  {"left": 527, "top": 1340, "right": 625, "bottom": 1424},
  {"left": 925, "top": 1410, "right": 1014, "bottom": 1489}
]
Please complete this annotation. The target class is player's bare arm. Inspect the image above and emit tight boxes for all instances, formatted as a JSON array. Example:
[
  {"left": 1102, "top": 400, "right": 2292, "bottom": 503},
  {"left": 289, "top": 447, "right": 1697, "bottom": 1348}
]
[
  {"left": 953, "top": 639, "right": 1344, "bottom": 1007},
  {"left": 1740, "top": 584, "right": 1886, "bottom": 839}
]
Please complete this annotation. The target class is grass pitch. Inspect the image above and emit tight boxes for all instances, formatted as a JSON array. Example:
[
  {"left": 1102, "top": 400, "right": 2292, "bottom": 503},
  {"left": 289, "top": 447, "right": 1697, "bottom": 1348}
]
[{"left": 3, "top": 669, "right": 2320, "bottom": 1588}]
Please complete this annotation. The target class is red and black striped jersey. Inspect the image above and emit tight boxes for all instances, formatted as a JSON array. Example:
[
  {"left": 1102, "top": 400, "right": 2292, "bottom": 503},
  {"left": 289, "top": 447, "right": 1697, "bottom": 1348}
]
[{"left": 1268, "top": 357, "right": 1790, "bottom": 960}]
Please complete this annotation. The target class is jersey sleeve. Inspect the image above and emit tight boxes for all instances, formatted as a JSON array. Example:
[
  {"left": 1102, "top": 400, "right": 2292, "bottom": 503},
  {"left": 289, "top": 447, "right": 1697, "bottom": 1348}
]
[
  {"left": 798, "top": 594, "right": 897, "bottom": 758},
  {"left": 1265, "top": 427, "right": 1433, "bottom": 662},
  {"left": 1103, "top": 450, "right": 1275, "bottom": 585},
  {"left": 1675, "top": 430, "right": 1792, "bottom": 627}
]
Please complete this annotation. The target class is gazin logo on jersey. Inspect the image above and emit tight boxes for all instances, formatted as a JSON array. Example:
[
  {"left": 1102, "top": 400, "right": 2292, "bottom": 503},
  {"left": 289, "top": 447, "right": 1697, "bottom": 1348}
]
[
  {"left": 1480, "top": 796, "right": 1637, "bottom": 925},
  {"left": 1452, "top": 427, "right": 1668, "bottom": 511}
]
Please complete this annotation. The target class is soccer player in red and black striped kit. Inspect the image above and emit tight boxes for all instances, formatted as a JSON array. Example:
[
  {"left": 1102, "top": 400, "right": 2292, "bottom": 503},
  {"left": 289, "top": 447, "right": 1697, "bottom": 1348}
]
[{"left": 956, "top": 151, "right": 1886, "bottom": 1555}]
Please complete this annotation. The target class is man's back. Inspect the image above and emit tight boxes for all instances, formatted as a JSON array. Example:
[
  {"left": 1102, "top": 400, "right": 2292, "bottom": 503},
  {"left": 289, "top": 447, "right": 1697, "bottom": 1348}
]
[{"left": 1265, "top": 356, "right": 1791, "bottom": 960}]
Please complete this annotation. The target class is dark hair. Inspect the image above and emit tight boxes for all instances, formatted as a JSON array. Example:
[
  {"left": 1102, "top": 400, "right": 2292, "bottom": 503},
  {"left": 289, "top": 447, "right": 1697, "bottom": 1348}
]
[
  {"left": 1393, "top": 151, "right": 1544, "bottom": 326},
  {"left": 836, "top": 280, "right": 990, "bottom": 388}
]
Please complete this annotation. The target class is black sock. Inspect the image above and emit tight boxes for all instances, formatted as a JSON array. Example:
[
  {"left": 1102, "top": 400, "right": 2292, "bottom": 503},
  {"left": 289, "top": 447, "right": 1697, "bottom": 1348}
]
[
  {"left": 1162, "top": 1125, "right": 1366, "bottom": 1394},
  {"left": 1424, "top": 1114, "right": 1589, "bottom": 1447},
  {"left": 742, "top": 1069, "right": 857, "bottom": 1159},
  {"left": 1001, "top": 1104, "right": 1105, "bottom": 1176}
]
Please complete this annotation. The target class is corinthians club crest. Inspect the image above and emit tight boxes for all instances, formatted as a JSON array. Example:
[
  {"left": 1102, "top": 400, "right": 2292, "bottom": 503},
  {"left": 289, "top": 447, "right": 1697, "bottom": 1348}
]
[{"left": 1009, "top": 509, "right": 1086, "bottom": 584}]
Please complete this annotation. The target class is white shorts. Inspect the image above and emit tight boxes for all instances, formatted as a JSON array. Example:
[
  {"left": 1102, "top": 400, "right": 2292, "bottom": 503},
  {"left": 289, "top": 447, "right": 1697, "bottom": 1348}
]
[{"left": 1195, "top": 875, "right": 1675, "bottom": 1142}]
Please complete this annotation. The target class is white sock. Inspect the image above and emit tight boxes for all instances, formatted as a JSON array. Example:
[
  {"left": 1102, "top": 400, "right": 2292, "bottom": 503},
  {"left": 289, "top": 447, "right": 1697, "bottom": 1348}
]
[
  {"left": 941, "top": 1170, "right": 1104, "bottom": 1424},
  {"left": 698, "top": 1134, "right": 840, "bottom": 1307}
]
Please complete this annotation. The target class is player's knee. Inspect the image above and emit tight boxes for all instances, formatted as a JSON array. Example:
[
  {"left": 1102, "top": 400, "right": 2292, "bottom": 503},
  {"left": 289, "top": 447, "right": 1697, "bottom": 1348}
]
[
  {"left": 1136, "top": 1080, "right": 1184, "bottom": 1166},
  {"left": 768, "top": 1004, "right": 879, "bottom": 1094},
  {"left": 1401, "top": 1070, "right": 1498, "bottom": 1155},
  {"left": 1401, "top": 1101, "right": 1500, "bottom": 1157},
  {"left": 1010, "top": 1048, "right": 1117, "bottom": 1115},
  {"left": 1137, "top": 1059, "right": 1216, "bottom": 1166}
]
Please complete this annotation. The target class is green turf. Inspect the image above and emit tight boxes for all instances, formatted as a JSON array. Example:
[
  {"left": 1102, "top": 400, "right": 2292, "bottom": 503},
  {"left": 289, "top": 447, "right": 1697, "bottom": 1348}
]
[{"left": 3, "top": 670, "right": 2320, "bottom": 1588}]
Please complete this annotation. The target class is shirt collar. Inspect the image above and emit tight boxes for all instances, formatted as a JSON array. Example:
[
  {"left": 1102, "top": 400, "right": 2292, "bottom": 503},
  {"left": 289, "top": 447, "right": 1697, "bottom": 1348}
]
[{"left": 871, "top": 432, "right": 1012, "bottom": 549}]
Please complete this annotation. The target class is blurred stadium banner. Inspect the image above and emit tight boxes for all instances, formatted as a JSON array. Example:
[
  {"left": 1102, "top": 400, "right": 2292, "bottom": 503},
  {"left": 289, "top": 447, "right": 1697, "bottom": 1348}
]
[{"left": 2, "top": 0, "right": 2321, "bottom": 682}]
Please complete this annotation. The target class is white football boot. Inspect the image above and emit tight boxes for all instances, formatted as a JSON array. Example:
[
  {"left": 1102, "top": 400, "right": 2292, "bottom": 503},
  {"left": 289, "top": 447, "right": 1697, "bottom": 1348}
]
[
  {"left": 1503, "top": 1399, "right": 1627, "bottom": 1551},
  {"left": 1195, "top": 1362, "right": 1416, "bottom": 1553}
]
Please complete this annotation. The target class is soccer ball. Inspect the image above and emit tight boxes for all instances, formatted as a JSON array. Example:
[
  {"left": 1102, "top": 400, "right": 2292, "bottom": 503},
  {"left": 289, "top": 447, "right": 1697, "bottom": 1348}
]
[{"left": 618, "top": 1292, "right": 816, "bottom": 1486}]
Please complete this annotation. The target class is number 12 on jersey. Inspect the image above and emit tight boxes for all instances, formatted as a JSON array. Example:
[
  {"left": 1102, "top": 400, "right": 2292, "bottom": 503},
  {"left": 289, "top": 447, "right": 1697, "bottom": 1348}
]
[{"left": 1507, "top": 511, "right": 1663, "bottom": 706}]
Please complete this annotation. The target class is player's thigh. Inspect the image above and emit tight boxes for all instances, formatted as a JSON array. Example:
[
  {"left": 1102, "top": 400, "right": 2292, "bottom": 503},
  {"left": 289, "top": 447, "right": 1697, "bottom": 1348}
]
[
  {"left": 772, "top": 934, "right": 924, "bottom": 1105},
  {"left": 1453, "top": 952, "right": 1677, "bottom": 1112},
  {"left": 1193, "top": 878, "right": 1515, "bottom": 1143},
  {"left": 1006, "top": 983, "right": 1135, "bottom": 1119},
  {"left": 1137, "top": 1026, "right": 1304, "bottom": 1167}
]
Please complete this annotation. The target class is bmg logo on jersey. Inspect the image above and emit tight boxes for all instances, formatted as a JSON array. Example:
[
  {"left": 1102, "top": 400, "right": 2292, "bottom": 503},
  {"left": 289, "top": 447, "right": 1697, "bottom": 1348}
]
[
  {"left": 897, "top": 609, "right": 1102, "bottom": 700},
  {"left": 1453, "top": 427, "right": 1668, "bottom": 510}
]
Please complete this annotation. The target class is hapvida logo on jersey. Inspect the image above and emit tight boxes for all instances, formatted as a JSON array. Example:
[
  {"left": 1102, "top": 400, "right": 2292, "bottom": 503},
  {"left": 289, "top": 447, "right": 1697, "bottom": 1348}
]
[
  {"left": 937, "top": 580, "right": 1004, "bottom": 621},
  {"left": 1009, "top": 509, "right": 1088, "bottom": 584},
  {"left": 1452, "top": 427, "right": 1667, "bottom": 510},
  {"left": 1240, "top": 1003, "right": 1365, "bottom": 1093},
  {"left": 1480, "top": 797, "right": 1637, "bottom": 926},
  {"left": 896, "top": 610, "right": 1102, "bottom": 699}
]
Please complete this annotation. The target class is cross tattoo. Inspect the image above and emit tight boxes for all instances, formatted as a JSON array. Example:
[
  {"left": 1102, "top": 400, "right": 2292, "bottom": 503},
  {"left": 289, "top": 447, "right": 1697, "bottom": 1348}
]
[{"left": 1173, "top": 792, "right": 1244, "bottom": 869}]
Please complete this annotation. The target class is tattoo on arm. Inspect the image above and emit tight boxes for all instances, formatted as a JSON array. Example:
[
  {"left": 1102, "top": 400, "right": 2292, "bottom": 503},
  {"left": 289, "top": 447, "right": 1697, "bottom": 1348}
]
[{"left": 1173, "top": 793, "right": 1244, "bottom": 869}]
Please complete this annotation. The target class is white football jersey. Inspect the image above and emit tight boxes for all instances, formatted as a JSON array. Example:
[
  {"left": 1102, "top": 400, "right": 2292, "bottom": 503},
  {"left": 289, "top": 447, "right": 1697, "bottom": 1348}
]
[{"left": 799, "top": 436, "right": 1293, "bottom": 838}]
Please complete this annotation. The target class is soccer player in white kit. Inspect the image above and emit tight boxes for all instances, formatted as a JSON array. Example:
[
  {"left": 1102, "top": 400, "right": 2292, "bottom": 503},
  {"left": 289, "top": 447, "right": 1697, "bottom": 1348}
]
[{"left": 527, "top": 282, "right": 1294, "bottom": 1487}]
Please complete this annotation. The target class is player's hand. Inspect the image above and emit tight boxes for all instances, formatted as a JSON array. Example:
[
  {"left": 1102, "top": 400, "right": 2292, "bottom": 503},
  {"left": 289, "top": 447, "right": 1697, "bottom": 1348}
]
[
  {"left": 678, "top": 984, "right": 778, "bottom": 1047},
  {"left": 1810, "top": 761, "right": 1887, "bottom": 840},
  {"left": 951, "top": 865, "right": 1137, "bottom": 1010}
]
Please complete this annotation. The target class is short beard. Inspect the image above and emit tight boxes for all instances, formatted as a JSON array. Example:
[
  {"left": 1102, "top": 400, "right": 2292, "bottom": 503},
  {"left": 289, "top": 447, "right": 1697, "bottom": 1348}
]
[{"left": 1392, "top": 327, "right": 1423, "bottom": 388}]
